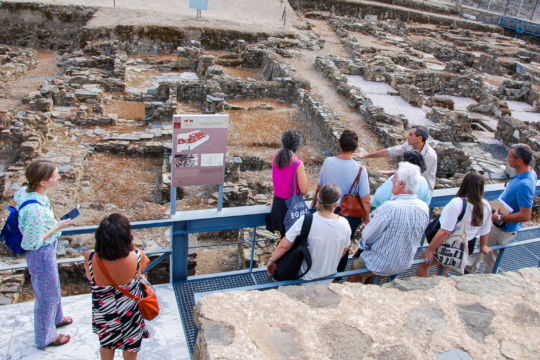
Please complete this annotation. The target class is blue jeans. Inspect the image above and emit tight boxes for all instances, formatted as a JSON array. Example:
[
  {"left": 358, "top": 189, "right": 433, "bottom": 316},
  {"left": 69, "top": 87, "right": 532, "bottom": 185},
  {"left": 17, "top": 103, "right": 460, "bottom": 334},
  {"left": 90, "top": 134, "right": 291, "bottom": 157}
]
[{"left": 334, "top": 207, "right": 363, "bottom": 274}]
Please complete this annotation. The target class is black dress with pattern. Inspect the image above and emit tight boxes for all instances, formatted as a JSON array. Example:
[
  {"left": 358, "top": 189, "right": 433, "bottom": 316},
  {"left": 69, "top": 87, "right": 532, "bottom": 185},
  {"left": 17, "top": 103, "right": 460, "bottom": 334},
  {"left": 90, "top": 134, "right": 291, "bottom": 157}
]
[{"left": 89, "top": 250, "right": 150, "bottom": 352}]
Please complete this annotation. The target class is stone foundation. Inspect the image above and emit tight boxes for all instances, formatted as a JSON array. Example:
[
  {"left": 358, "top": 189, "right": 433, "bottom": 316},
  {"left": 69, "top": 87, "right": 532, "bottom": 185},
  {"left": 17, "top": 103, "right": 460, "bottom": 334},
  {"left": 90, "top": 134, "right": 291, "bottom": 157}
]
[
  {"left": 0, "top": 2, "right": 96, "bottom": 51},
  {"left": 193, "top": 268, "right": 540, "bottom": 360}
]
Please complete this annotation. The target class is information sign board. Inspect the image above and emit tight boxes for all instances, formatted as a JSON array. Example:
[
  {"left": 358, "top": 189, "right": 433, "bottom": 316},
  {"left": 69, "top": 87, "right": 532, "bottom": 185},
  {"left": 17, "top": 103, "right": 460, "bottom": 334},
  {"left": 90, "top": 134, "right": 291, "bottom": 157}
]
[
  {"left": 172, "top": 114, "right": 228, "bottom": 187},
  {"left": 189, "top": 0, "right": 208, "bottom": 10}
]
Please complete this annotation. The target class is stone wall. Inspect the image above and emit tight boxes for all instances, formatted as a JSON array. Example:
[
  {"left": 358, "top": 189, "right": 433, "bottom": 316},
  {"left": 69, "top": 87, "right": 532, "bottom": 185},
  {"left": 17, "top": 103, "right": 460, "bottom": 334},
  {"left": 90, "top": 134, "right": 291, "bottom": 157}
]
[
  {"left": 289, "top": 0, "right": 503, "bottom": 32},
  {"left": 498, "top": 80, "right": 539, "bottom": 104},
  {"left": 391, "top": 71, "right": 484, "bottom": 97},
  {"left": 0, "top": 2, "right": 96, "bottom": 51},
  {"left": 494, "top": 116, "right": 540, "bottom": 176},
  {"left": 79, "top": 25, "right": 298, "bottom": 54},
  {"left": 496, "top": 116, "right": 540, "bottom": 152},
  {"left": 193, "top": 268, "right": 540, "bottom": 360},
  {"left": 359, "top": 105, "right": 408, "bottom": 148},
  {"left": 0, "top": 46, "right": 39, "bottom": 84},
  {"left": 297, "top": 90, "right": 342, "bottom": 156},
  {"left": 431, "top": 140, "right": 473, "bottom": 177}
]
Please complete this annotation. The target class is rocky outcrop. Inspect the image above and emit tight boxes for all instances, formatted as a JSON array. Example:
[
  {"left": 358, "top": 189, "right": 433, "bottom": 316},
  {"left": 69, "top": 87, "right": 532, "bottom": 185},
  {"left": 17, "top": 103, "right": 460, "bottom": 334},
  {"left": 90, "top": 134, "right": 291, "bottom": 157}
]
[
  {"left": 193, "top": 268, "right": 540, "bottom": 360},
  {"left": 467, "top": 90, "right": 511, "bottom": 117}
]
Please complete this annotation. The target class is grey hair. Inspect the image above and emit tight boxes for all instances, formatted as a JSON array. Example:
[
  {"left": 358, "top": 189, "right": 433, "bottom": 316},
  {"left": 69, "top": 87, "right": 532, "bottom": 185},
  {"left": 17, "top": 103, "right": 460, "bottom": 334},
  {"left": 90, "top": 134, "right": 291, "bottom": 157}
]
[
  {"left": 511, "top": 143, "right": 533, "bottom": 165},
  {"left": 411, "top": 125, "right": 429, "bottom": 143},
  {"left": 396, "top": 162, "right": 422, "bottom": 194},
  {"left": 275, "top": 129, "right": 305, "bottom": 169},
  {"left": 316, "top": 183, "right": 341, "bottom": 212}
]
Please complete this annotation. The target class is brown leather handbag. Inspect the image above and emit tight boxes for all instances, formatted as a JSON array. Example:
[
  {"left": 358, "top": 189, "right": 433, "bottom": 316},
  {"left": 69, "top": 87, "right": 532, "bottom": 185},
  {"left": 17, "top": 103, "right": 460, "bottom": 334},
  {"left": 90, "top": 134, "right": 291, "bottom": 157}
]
[
  {"left": 339, "top": 166, "right": 366, "bottom": 218},
  {"left": 94, "top": 253, "right": 160, "bottom": 321}
]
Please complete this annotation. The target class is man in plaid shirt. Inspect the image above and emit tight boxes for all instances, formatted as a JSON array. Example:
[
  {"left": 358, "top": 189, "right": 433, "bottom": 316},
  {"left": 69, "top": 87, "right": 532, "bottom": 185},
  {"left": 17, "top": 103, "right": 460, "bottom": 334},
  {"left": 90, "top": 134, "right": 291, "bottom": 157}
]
[{"left": 349, "top": 162, "right": 430, "bottom": 284}]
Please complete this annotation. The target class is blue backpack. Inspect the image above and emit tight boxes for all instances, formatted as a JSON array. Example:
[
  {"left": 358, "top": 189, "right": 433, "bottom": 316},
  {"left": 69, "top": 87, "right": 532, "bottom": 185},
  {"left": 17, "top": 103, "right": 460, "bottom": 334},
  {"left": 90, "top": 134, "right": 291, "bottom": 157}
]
[{"left": 0, "top": 200, "right": 41, "bottom": 255}]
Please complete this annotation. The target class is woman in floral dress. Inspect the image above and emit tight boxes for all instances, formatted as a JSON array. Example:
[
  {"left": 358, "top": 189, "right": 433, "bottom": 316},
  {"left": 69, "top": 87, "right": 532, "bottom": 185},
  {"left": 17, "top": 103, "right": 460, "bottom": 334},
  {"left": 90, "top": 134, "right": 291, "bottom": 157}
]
[{"left": 84, "top": 214, "right": 150, "bottom": 360}]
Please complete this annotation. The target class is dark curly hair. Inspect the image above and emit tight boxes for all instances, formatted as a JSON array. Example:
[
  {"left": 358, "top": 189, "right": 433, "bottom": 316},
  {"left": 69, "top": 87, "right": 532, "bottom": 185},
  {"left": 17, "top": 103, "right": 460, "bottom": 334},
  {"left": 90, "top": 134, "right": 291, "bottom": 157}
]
[
  {"left": 339, "top": 129, "right": 359, "bottom": 153},
  {"left": 275, "top": 129, "right": 305, "bottom": 169},
  {"left": 403, "top": 151, "right": 426, "bottom": 173}
]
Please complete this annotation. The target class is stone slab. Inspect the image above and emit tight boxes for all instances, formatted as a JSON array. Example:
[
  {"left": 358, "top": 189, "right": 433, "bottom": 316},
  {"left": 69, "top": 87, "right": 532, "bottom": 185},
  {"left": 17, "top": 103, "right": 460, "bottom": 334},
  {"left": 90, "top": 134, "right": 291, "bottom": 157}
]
[
  {"left": 436, "top": 348, "right": 473, "bottom": 360},
  {"left": 194, "top": 268, "right": 540, "bottom": 359},
  {"left": 453, "top": 272, "right": 527, "bottom": 296},
  {"left": 456, "top": 303, "right": 495, "bottom": 343},
  {"left": 383, "top": 276, "right": 443, "bottom": 291}
]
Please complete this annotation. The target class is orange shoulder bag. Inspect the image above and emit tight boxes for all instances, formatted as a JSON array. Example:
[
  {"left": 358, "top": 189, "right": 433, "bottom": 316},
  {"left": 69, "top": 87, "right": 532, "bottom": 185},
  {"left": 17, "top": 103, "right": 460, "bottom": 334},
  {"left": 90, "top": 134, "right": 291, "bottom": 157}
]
[
  {"left": 94, "top": 253, "right": 160, "bottom": 321},
  {"left": 339, "top": 166, "right": 366, "bottom": 218}
]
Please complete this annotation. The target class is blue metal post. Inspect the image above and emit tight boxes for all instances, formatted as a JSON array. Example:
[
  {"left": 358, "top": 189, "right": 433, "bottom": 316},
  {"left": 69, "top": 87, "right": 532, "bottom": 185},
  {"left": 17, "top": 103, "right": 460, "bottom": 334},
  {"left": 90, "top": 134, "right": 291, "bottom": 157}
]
[
  {"left": 217, "top": 184, "right": 224, "bottom": 211},
  {"left": 170, "top": 221, "right": 189, "bottom": 282},
  {"left": 372, "top": 275, "right": 380, "bottom": 284},
  {"left": 437, "top": 265, "right": 445, "bottom": 276},
  {"left": 249, "top": 227, "right": 257, "bottom": 272},
  {"left": 491, "top": 248, "right": 506, "bottom": 274},
  {"left": 170, "top": 186, "right": 177, "bottom": 216}
]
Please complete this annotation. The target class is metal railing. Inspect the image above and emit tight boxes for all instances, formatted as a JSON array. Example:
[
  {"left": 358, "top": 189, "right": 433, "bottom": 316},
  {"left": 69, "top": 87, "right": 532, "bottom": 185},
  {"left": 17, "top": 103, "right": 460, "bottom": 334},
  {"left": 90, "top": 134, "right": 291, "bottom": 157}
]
[
  {"left": 499, "top": 16, "right": 540, "bottom": 36},
  {"left": 2, "top": 181, "right": 540, "bottom": 282},
  {"left": 192, "top": 235, "right": 540, "bottom": 300}
]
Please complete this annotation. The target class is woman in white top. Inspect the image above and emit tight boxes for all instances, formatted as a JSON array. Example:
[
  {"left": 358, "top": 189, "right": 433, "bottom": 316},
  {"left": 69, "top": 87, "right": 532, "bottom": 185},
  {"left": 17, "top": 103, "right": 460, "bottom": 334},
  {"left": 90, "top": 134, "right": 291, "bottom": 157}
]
[
  {"left": 267, "top": 184, "right": 351, "bottom": 286},
  {"left": 417, "top": 171, "right": 493, "bottom": 277}
]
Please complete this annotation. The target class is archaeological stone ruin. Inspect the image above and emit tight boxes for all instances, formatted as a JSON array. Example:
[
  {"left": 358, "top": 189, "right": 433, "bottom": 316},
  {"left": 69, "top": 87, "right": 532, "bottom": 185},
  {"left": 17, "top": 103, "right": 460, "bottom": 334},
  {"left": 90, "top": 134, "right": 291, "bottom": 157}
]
[{"left": 0, "top": 0, "right": 540, "bottom": 358}]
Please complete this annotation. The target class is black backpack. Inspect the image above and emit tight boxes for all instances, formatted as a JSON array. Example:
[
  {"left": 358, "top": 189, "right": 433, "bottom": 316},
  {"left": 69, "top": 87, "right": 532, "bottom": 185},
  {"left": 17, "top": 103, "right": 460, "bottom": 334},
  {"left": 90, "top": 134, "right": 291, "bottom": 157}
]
[
  {"left": 425, "top": 198, "right": 467, "bottom": 244},
  {"left": 274, "top": 212, "right": 313, "bottom": 281}
]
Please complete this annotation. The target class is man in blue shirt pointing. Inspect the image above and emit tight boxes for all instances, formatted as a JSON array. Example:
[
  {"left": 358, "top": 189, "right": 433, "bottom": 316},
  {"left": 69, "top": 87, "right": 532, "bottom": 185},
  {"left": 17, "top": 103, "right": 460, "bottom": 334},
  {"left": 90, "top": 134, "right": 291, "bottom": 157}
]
[{"left": 466, "top": 143, "right": 537, "bottom": 274}]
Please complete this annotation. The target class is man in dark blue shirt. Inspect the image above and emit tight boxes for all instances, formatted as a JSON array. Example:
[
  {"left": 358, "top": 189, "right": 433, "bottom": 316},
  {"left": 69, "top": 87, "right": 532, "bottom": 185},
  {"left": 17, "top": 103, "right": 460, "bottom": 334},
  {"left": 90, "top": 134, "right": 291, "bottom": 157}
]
[{"left": 466, "top": 144, "right": 537, "bottom": 274}]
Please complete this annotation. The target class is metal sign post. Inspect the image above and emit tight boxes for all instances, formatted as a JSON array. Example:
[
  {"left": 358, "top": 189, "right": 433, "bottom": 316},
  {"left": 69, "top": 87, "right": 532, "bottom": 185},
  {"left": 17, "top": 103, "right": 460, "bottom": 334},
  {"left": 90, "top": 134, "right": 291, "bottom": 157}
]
[
  {"left": 517, "top": 0, "right": 525, "bottom": 18},
  {"left": 189, "top": 0, "right": 208, "bottom": 20},
  {"left": 170, "top": 186, "right": 177, "bottom": 216},
  {"left": 217, "top": 184, "right": 224, "bottom": 211},
  {"left": 171, "top": 114, "right": 229, "bottom": 213}
]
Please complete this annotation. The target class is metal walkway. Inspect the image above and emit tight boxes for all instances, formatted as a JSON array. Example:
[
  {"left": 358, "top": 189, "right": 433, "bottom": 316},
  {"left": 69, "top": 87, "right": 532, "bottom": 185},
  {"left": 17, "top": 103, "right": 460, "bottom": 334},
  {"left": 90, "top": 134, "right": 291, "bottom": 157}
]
[
  {"left": 498, "top": 16, "right": 540, "bottom": 37},
  {"left": 173, "top": 226, "right": 540, "bottom": 357}
]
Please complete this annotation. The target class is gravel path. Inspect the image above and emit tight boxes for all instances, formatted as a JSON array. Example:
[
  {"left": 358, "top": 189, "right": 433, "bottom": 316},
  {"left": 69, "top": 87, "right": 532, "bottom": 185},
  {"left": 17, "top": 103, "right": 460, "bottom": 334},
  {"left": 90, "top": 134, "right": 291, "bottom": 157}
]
[{"left": 286, "top": 19, "right": 395, "bottom": 172}]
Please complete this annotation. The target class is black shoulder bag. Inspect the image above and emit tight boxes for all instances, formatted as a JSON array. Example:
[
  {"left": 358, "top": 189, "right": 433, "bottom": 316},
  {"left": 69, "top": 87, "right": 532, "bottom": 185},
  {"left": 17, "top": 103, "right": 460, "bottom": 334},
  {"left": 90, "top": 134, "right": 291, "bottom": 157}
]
[
  {"left": 273, "top": 212, "right": 313, "bottom": 281},
  {"left": 425, "top": 198, "right": 467, "bottom": 244}
]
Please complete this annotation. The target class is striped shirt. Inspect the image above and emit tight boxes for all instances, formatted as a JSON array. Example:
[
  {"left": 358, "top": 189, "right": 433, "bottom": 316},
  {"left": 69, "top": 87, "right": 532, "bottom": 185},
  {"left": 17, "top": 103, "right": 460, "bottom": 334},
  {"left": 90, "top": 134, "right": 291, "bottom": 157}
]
[
  {"left": 14, "top": 187, "right": 61, "bottom": 250},
  {"left": 360, "top": 194, "right": 430, "bottom": 276}
]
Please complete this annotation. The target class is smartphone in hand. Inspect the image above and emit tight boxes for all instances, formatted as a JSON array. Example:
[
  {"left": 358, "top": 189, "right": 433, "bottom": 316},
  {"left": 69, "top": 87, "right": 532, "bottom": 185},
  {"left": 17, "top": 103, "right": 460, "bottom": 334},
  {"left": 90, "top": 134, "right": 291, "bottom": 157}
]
[{"left": 60, "top": 207, "right": 80, "bottom": 221}]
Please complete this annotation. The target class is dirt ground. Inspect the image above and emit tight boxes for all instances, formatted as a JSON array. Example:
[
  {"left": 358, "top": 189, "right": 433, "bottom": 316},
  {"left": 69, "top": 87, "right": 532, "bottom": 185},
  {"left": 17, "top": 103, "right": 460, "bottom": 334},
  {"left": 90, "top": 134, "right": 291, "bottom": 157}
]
[
  {"left": 11, "top": 0, "right": 301, "bottom": 35},
  {"left": 0, "top": 50, "right": 62, "bottom": 110}
]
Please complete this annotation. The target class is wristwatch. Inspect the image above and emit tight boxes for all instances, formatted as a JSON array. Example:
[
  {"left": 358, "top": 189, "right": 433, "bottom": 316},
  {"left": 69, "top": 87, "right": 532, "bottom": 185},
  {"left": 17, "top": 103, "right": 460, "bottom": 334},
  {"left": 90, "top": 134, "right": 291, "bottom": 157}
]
[
  {"left": 497, "top": 215, "right": 503, "bottom": 226},
  {"left": 268, "top": 260, "right": 276, "bottom": 265}
]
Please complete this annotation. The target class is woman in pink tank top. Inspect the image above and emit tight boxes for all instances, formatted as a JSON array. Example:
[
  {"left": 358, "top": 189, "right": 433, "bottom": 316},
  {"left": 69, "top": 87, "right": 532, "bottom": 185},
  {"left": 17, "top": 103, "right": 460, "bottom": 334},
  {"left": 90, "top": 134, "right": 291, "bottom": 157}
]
[{"left": 266, "top": 130, "right": 309, "bottom": 238}]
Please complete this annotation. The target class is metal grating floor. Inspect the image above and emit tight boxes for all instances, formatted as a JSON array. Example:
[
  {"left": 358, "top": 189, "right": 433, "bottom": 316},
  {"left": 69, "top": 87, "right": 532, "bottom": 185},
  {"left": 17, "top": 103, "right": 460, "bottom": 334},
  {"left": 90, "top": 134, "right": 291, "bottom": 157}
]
[{"left": 174, "top": 228, "right": 540, "bottom": 358}]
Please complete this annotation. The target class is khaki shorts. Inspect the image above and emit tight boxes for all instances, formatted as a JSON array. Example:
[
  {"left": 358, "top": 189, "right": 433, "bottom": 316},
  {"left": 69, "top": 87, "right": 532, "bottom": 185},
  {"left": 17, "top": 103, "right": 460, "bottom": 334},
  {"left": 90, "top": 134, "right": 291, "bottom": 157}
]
[{"left": 352, "top": 256, "right": 389, "bottom": 280}]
